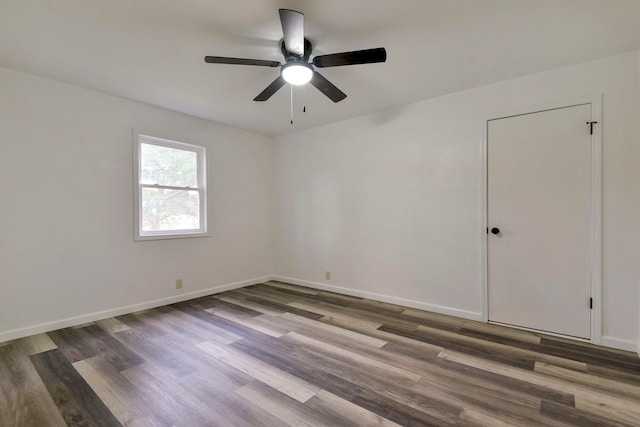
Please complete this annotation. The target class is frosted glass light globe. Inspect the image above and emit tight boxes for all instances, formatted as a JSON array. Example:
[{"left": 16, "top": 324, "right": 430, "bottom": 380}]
[{"left": 282, "top": 64, "right": 312, "bottom": 85}]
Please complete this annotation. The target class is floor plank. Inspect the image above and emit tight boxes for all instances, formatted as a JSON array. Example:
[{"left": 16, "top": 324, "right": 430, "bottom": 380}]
[
  {"left": 73, "top": 356, "right": 173, "bottom": 427},
  {"left": 196, "top": 340, "right": 321, "bottom": 403},
  {"left": 0, "top": 344, "right": 67, "bottom": 427},
  {"left": 29, "top": 349, "right": 120, "bottom": 426}
]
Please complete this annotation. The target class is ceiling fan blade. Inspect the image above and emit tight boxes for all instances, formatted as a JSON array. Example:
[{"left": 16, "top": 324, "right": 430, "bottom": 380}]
[
  {"left": 279, "top": 9, "right": 304, "bottom": 56},
  {"left": 205, "top": 56, "right": 281, "bottom": 67},
  {"left": 312, "top": 47, "right": 387, "bottom": 68},
  {"left": 310, "top": 71, "right": 347, "bottom": 103},
  {"left": 253, "top": 76, "right": 286, "bottom": 102}
]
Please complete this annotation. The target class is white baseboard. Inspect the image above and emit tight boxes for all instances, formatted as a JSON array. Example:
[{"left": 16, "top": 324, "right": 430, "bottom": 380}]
[
  {"left": 601, "top": 335, "right": 640, "bottom": 353},
  {"left": 272, "top": 275, "right": 483, "bottom": 322},
  {"left": 8, "top": 273, "right": 632, "bottom": 356},
  {"left": 0, "top": 275, "right": 273, "bottom": 343}
]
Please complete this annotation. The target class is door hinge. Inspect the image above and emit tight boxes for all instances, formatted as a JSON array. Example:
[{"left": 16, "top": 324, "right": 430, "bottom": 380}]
[
  {"left": 586, "top": 121, "right": 598, "bottom": 135},
  {"left": 589, "top": 297, "right": 593, "bottom": 309}
]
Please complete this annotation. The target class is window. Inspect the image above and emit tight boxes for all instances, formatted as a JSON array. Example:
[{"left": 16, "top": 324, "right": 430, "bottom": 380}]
[{"left": 134, "top": 133, "right": 207, "bottom": 240}]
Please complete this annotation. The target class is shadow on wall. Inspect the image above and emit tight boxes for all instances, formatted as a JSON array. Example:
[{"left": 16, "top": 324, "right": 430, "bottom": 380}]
[{"left": 365, "top": 106, "right": 405, "bottom": 127}]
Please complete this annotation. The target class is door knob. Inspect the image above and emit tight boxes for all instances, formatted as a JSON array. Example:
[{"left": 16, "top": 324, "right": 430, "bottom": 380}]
[{"left": 491, "top": 227, "right": 500, "bottom": 235}]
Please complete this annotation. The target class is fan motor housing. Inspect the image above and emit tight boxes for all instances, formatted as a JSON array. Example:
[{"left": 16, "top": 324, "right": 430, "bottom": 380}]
[{"left": 281, "top": 38, "right": 313, "bottom": 62}]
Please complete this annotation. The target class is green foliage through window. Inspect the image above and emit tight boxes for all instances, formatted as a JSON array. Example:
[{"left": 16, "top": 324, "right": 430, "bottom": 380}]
[{"left": 140, "top": 143, "right": 197, "bottom": 187}]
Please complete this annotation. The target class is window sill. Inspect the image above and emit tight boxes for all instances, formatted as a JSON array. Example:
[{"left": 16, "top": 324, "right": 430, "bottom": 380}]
[{"left": 134, "top": 232, "right": 211, "bottom": 242}]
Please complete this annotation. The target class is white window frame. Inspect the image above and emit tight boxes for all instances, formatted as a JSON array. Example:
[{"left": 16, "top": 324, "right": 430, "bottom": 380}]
[{"left": 133, "top": 132, "right": 208, "bottom": 241}]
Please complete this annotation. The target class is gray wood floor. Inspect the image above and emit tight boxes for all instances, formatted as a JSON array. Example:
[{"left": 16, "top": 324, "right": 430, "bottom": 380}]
[{"left": 1, "top": 281, "right": 640, "bottom": 426}]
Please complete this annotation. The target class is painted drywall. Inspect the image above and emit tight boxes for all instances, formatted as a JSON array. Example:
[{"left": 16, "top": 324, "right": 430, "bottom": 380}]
[
  {"left": 274, "top": 51, "right": 640, "bottom": 351},
  {"left": 0, "top": 67, "right": 275, "bottom": 341},
  {"left": 2, "top": 52, "right": 638, "bottom": 352}
]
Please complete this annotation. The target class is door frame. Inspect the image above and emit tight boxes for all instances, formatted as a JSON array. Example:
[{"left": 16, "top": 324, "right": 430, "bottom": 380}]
[{"left": 480, "top": 95, "right": 602, "bottom": 344}]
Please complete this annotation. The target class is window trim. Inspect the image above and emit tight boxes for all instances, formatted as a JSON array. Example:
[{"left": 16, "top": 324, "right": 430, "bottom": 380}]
[{"left": 133, "top": 132, "right": 209, "bottom": 241}]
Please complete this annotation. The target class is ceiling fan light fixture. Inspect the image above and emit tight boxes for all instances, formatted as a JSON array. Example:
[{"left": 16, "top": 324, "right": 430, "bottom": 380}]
[
  {"left": 204, "top": 9, "right": 385, "bottom": 102},
  {"left": 282, "top": 63, "right": 313, "bottom": 85}
]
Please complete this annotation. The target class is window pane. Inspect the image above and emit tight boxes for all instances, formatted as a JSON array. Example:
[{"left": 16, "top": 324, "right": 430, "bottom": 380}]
[
  {"left": 141, "top": 188, "right": 200, "bottom": 232},
  {"left": 140, "top": 143, "right": 197, "bottom": 187}
]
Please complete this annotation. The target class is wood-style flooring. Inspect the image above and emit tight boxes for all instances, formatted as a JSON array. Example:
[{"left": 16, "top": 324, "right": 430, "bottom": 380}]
[{"left": 1, "top": 281, "right": 640, "bottom": 426}]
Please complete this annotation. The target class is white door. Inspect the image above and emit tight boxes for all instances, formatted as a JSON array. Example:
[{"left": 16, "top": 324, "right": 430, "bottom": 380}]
[{"left": 487, "top": 104, "right": 592, "bottom": 339}]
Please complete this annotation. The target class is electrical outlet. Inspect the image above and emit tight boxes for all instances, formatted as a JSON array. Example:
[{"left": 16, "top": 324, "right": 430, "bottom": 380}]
[
  {"left": 176, "top": 279, "right": 183, "bottom": 289},
  {"left": 325, "top": 271, "right": 331, "bottom": 280}
]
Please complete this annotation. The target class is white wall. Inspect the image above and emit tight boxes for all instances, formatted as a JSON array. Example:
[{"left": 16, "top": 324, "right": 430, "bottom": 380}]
[
  {"left": 274, "top": 51, "right": 640, "bottom": 351},
  {"left": 0, "top": 67, "right": 275, "bottom": 341},
  {"left": 2, "top": 52, "right": 638, "bottom": 353}
]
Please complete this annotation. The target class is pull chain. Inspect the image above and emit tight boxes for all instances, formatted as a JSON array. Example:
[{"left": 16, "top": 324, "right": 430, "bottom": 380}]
[
  {"left": 290, "top": 85, "right": 294, "bottom": 125},
  {"left": 303, "top": 84, "right": 306, "bottom": 113}
]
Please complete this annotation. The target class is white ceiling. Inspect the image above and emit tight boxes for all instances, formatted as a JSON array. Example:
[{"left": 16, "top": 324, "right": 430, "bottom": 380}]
[{"left": 1, "top": 0, "right": 640, "bottom": 136}]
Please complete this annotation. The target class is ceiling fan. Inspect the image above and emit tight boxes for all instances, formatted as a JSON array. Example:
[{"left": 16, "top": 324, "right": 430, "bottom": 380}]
[{"left": 204, "top": 9, "right": 387, "bottom": 103}]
